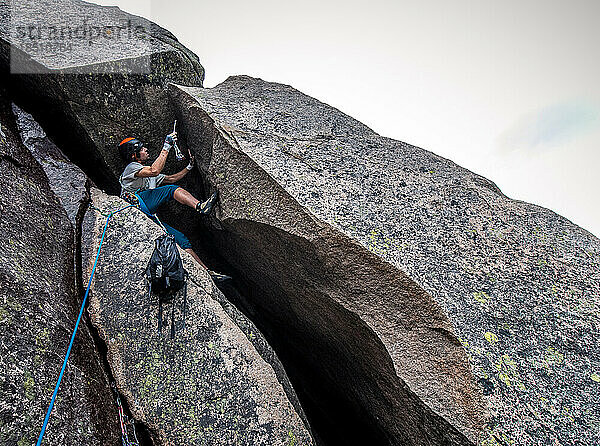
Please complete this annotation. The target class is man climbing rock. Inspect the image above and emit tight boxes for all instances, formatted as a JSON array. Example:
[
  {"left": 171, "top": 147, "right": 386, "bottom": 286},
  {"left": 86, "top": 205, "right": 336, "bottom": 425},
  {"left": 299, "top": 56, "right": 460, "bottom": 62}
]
[{"left": 118, "top": 132, "right": 230, "bottom": 282}]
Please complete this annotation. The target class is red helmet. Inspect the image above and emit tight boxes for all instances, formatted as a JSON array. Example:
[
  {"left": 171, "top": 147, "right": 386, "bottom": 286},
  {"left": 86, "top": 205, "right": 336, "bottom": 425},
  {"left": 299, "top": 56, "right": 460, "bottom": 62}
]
[{"left": 118, "top": 137, "right": 143, "bottom": 162}]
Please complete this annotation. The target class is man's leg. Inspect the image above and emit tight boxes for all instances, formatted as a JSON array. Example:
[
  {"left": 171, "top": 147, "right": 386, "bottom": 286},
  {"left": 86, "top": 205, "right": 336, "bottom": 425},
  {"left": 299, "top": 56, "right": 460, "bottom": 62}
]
[
  {"left": 162, "top": 222, "right": 231, "bottom": 281},
  {"left": 138, "top": 186, "right": 180, "bottom": 214},
  {"left": 174, "top": 187, "right": 219, "bottom": 215},
  {"left": 173, "top": 187, "right": 199, "bottom": 209},
  {"left": 139, "top": 185, "right": 218, "bottom": 215},
  {"left": 159, "top": 221, "right": 206, "bottom": 268},
  {"left": 184, "top": 248, "right": 208, "bottom": 269},
  {"left": 139, "top": 187, "right": 230, "bottom": 281}
]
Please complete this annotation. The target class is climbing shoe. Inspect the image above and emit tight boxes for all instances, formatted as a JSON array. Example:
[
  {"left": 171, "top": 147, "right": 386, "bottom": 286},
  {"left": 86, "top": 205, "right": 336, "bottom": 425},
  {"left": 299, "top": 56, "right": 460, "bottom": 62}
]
[
  {"left": 208, "top": 270, "right": 232, "bottom": 283},
  {"left": 196, "top": 191, "right": 219, "bottom": 215}
]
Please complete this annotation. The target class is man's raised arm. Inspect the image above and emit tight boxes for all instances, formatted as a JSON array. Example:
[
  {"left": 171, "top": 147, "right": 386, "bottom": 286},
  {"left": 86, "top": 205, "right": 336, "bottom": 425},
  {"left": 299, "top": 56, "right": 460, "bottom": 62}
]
[
  {"left": 136, "top": 133, "right": 176, "bottom": 178},
  {"left": 163, "top": 158, "right": 194, "bottom": 184}
]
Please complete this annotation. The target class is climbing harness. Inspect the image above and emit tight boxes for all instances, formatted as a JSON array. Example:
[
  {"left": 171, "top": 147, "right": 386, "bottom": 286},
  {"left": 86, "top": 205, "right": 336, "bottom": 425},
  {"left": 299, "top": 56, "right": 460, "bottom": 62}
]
[
  {"left": 120, "top": 191, "right": 140, "bottom": 207},
  {"left": 111, "top": 381, "right": 140, "bottom": 446},
  {"left": 36, "top": 203, "right": 134, "bottom": 446}
]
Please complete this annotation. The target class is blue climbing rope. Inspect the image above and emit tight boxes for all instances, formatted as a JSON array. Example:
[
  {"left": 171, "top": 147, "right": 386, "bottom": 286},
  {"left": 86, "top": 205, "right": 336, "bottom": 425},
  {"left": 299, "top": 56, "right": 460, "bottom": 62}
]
[{"left": 36, "top": 204, "right": 134, "bottom": 446}]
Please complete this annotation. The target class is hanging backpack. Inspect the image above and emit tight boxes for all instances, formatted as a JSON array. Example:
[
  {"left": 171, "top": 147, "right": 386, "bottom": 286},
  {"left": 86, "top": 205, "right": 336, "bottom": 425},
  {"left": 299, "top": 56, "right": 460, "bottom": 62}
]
[{"left": 145, "top": 234, "right": 188, "bottom": 338}]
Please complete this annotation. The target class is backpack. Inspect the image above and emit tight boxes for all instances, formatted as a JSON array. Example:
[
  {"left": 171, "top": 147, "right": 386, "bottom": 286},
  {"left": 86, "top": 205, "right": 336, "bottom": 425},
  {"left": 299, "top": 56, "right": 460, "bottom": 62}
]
[{"left": 145, "top": 234, "right": 188, "bottom": 338}]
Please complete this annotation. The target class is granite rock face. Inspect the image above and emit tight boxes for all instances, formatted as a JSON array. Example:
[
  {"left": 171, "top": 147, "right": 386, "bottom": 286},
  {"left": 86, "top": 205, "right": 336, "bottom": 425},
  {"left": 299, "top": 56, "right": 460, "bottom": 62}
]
[
  {"left": 12, "top": 103, "right": 88, "bottom": 227},
  {"left": 82, "top": 188, "right": 313, "bottom": 446},
  {"left": 170, "top": 76, "right": 600, "bottom": 445},
  {"left": 0, "top": 0, "right": 204, "bottom": 192},
  {"left": 0, "top": 89, "right": 119, "bottom": 445}
]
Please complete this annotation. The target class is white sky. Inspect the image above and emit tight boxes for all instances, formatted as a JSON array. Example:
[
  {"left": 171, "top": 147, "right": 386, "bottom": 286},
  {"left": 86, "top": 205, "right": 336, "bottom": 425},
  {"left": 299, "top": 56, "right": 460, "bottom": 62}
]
[{"left": 97, "top": 0, "right": 600, "bottom": 237}]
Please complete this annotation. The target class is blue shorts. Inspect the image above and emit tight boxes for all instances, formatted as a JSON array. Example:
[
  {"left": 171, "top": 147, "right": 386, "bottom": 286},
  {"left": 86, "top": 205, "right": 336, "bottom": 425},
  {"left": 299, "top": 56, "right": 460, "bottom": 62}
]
[{"left": 136, "top": 186, "right": 192, "bottom": 250}]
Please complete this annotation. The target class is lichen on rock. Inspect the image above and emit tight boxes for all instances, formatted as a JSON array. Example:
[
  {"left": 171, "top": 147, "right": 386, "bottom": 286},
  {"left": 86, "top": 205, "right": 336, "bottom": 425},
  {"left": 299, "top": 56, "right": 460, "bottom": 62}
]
[
  {"left": 169, "top": 76, "right": 600, "bottom": 445},
  {"left": 0, "top": 87, "right": 118, "bottom": 446},
  {"left": 82, "top": 188, "right": 313, "bottom": 446}
]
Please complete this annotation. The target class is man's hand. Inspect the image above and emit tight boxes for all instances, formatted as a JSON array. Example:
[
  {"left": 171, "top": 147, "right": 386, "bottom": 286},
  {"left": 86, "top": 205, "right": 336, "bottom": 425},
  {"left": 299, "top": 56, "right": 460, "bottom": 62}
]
[
  {"left": 185, "top": 156, "right": 195, "bottom": 171},
  {"left": 164, "top": 159, "right": 194, "bottom": 184},
  {"left": 163, "top": 131, "right": 178, "bottom": 152}
]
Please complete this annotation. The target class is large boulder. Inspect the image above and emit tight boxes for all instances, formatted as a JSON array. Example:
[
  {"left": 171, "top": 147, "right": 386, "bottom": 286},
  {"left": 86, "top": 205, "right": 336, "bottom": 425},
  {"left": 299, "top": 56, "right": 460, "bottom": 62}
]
[
  {"left": 82, "top": 188, "right": 313, "bottom": 446},
  {"left": 0, "top": 0, "right": 204, "bottom": 193},
  {"left": 169, "top": 76, "right": 600, "bottom": 445},
  {"left": 0, "top": 89, "right": 118, "bottom": 444}
]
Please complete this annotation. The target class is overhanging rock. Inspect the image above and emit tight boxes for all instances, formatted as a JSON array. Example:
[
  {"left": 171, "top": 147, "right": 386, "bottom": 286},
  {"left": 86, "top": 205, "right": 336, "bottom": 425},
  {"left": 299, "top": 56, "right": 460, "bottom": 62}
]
[
  {"left": 0, "top": 0, "right": 204, "bottom": 192},
  {"left": 169, "top": 76, "right": 600, "bottom": 445},
  {"left": 82, "top": 188, "right": 313, "bottom": 446}
]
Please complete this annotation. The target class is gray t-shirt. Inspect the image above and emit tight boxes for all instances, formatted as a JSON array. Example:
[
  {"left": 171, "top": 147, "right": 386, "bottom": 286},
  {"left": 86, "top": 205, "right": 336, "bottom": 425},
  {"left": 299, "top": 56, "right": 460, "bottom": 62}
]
[{"left": 119, "top": 162, "right": 166, "bottom": 194}]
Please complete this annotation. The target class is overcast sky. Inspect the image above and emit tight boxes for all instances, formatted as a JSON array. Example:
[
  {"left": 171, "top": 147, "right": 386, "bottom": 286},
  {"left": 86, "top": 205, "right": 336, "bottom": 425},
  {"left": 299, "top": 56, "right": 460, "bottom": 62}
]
[{"left": 97, "top": 0, "right": 600, "bottom": 237}]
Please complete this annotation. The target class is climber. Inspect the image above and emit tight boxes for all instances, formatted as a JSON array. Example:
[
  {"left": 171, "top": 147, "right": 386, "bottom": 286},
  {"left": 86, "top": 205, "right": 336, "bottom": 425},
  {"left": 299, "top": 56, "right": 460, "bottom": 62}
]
[{"left": 118, "top": 132, "right": 230, "bottom": 282}]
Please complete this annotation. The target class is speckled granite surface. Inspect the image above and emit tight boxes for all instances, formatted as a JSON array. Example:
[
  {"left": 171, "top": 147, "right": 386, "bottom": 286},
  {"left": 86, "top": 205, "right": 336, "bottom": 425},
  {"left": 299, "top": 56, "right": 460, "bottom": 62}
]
[
  {"left": 82, "top": 188, "right": 313, "bottom": 446},
  {"left": 0, "top": 0, "right": 204, "bottom": 192},
  {"left": 0, "top": 89, "right": 119, "bottom": 446},
  {"left": 171, "top": 77, "right": 600, "bottom": 446},
  {"left": 12, "top": 103, "right": 88, "bottom": 227}
]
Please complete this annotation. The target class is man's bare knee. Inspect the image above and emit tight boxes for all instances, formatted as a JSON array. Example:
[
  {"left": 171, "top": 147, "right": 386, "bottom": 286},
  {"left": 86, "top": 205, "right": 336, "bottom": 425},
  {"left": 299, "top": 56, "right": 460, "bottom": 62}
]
[{"left": 173, "top": 187, "right": 199, "bottom": 208}]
